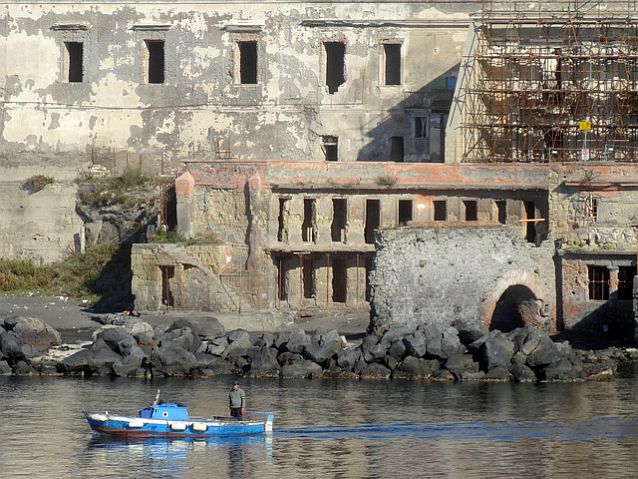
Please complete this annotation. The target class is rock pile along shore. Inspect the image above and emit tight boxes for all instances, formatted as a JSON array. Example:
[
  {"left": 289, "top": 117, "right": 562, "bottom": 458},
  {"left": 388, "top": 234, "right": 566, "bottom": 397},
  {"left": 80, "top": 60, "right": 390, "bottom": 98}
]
[{"left": 2, "top": 315, "right": 637, "bottom": 381}]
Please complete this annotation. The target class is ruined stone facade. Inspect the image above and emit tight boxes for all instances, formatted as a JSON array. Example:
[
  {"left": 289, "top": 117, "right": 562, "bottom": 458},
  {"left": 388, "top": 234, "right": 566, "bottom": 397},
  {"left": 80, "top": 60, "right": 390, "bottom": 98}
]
[
  {"left": 5, "top": 1, "right": 638, "bottom": 337},
  {"left": 1, "top": 0, "right": 474, "bottom": 262}
]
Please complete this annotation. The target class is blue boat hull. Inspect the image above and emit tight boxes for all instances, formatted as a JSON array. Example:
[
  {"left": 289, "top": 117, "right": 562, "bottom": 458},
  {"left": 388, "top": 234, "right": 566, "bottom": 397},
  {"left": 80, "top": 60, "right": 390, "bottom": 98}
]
[{"left": 85, "top": 413, "right": 273, "bottom": 438}]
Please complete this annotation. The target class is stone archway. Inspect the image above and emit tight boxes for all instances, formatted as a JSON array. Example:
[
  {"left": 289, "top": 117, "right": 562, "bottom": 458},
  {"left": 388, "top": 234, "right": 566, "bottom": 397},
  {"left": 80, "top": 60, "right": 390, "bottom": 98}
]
[
  {"left": 481, "top": 269, "right": 551, "bottom": 332},
  {"left": 489, "top": 284, "right": 538, "bottom": 332}
]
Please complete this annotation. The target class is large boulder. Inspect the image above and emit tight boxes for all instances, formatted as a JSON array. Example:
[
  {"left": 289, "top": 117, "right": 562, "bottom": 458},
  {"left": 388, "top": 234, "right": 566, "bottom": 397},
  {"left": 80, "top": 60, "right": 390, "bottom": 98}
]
[
  {"left": 379, "top": 325, "right": 414, "bottom": 349},
  {"left": 170, "top": 317, "right": 225, "bottom": 340},
  {"left": 206, "top": 336, "right": 229, "bottom": 356},
  {"left": 10, "top": 317, "right": 61, "bottom": 353},
  {"left": 393, "top": 356, "right": 440, "bottom": 380},
  {"left": 247, "top": 346, "right": 280, "bottom": 378},
  {"left": 58, "top": 348, "right": 93, "bottom": 374},
  {"left": 452, "top": 319, "right": 484, "bottom": 346},
  {"left": 285, "top": 329, "right": 311, "bottom": 355},
  {"left": 151, "top": 342, "right": 198, "bottom": 376},
  {"left": 95, "top": 327, "right": 136, "bottom": 354},
  {"left": 125, "top": 320, "right": 155, "bottom": 347},
  {"left": 403, "top": 332, "right": 426, "bottom": 358},
  {"left": 0, "top": 331, "right": 39, "bottom": 361},
  {"left": 440, "top": 327, "right": 465, "bottom": 358},
  {"left": 88, "top": 348, "right": 124, "bottom": 376},
  {"left": 305, "top": 329, "right": 343, "bottom": 365},
  {"left": 420, "top": 323, "right": 444, "bottom": 359},
  {"left": 157, "top": 326, "right": 201, "bottom": 353},
  {"left": 525, "top": 335, "right": 562, "bottom": 369},
  {"left": 280, "top": 360, "right": 322, "bottom": 379},
  {"left": 360, "top": 362, "right": 392, "bottom": 379},
  {"left": 542, "top": 358, "right": 585, "bottom": 381},
  {"left": 443, "top": 354, "right": 480, "bottom": 379},
  {"left": 336, "top": 348, "right": 361, "bottom": 372},
  {"left": 479, "top": 330, "right": 515, "bottom": 371}
]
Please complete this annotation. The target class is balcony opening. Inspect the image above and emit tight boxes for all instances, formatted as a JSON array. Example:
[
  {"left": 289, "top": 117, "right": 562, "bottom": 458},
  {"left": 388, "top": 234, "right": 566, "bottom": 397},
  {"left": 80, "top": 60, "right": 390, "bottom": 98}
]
[
  {"left": 390, "top": 136, "right": 404, "bottom": 162},
  {"left": 64, "top": 41, "right": 84, "bottom": 83},
  {"left": 322, "top": 136, "right": 338, "bottom": 161},
  {"left": 365, "top": 199, "right": 381, "bottom": 244},
  {"left": 384, "top": 43, "right": 401, "bottom": 86},
  {"left": 277, "top": 258, "right": 288, "bottom": 301},
  {"left": 325, "top": 42, "right": 345, "bottom": 94},
  {"left": 496, "top": 200, "right": 507, "bottom": 224},
  {"left": 303, "top": 256, "right": 315, "bottom": 299},
  {"left": 464, "top": 200, "right": 478, "bottom": 221},
  {"left": 145, "top": 40, "right": 165, "bottom": 84},
  {"left": 239, "top": 41, "right": 258, "bottom": 84},
  {"left": 398, "top": 200, "right": 413, "bottom": 226},
  {"left": 302, "top": 199, "right": 317, "bottom": 243},
  {"left": 277, "top": 198, "right": 289, "bottom": 243},
  {"left": 331, "top": 199, "right": 347, "bottom": 243},
  {"left": 332, "top": 257, "right": 347, "bottom": 303},
  {"left": 433, "top": 200, "right": 447, "bottom": 221}
]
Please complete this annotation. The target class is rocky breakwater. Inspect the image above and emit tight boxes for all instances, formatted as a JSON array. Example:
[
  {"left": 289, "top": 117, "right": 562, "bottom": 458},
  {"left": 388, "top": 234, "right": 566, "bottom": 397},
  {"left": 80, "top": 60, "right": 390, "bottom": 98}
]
[
  {"left": 0, "top": 316, "right": 63, "bottom": 375},
  {"left": 3, "top": 315, "right": 637, "bottom": 382},
  {"left": 52, "top": 317, "right": 630, "bottom": 382}
]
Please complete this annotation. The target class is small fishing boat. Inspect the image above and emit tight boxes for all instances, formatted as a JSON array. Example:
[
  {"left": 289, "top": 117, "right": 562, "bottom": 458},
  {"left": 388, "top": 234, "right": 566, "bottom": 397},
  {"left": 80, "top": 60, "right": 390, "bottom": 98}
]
[{"left": 84, "top": 391, "right": 274, "bottom": 438}]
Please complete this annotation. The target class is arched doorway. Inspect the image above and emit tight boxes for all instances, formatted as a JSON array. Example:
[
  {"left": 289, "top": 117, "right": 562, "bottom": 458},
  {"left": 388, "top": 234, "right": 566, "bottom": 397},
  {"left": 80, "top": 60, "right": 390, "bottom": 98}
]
[{"left": 489, "top": 285, "right": 538, "bottom": 332}]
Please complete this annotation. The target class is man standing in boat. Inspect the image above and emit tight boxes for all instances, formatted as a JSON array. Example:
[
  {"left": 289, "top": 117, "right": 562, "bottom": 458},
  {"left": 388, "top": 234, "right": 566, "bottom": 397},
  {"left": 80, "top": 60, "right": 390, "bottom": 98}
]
[{"left": 228, "top": 379, "right": 246, "bottom": 420}]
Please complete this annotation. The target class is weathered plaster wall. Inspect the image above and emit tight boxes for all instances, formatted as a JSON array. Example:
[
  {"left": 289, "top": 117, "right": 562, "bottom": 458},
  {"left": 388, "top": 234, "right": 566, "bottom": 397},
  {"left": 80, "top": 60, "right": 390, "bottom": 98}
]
[
  {"left": 369, "top": 226, "right": 556, "bottom": 332},
  {"left": 1, "top": 1, "right": 474, "bottom": 165}
]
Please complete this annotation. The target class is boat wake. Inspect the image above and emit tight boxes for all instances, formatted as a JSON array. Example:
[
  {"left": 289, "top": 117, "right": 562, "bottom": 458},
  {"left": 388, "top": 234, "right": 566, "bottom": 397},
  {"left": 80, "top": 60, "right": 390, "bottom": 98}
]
[{"left": 277, "top": 417, "right": 638, "bottom": 441}]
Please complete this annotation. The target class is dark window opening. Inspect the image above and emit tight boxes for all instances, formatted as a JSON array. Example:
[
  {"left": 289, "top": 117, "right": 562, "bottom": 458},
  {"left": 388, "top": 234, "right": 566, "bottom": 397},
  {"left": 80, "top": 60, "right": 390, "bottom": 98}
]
[
  {"left": 160, "top": 183, "right": 177, "bottom": 231},
  {"left": 325, "top": 42, "right": 345, "bottom": 94},
  {"left": 365, "top": 199, "right": 381, "bottom": 244},
  {"left": 331, "top": 199, "right": 347, "bottom": 243},
  {"left": 415, "top": 117, "right": 427, "bottom": 138},
  {"left": 464, "top": 200, "right": 478, "bottom": 221},
  {"left": 239, "top": 41, "right": 258, "bottom": 84},
  {"left": 390, "top": 136, "right": 404, "bottom": 162},
  {"left": 618, "top": 266, "right": 636, "bottom": 300},
  {"left": 323, "top": 136, "right": 338, "bottom": 161},
  {"left": 277, "top": 258, "right": 288, "bottom": 301},
  {"left": 588, "top": 265, "right": 610, "bottom": 300},
  {"left": 302, "top": 199, "right": 316, "bottom": 243},
  {"left": 160, "top": 265, "right": 175, "bottom": 307},
  {"left": 65, "top": 42, "right": 83, "bottom": 83},
  {"left": 384, "top": 44, "right": 401, "bottom": 86},
  {"left": 303, "top": 257, "right": 315, "bottom": 299},
  {"left": 496, "top": 200, "right": 507, "bottom": 225},
  {"left": 433, "top": 200, "right": 447, "bottom": 221},
  {"left": 398, "top": 200, "right": 412, "bottom": 226},
  {"left": 145, "top": 40, "right": 165, "bottom": 84},
  {"left": 524, "top": 201, "right": 536, "bottom": 243},
  {"left": 277, "top": 198, "right": 289, "bottom": 242},
  {"left": 332, "top": 257, "right": 347, "bottom": 303}
]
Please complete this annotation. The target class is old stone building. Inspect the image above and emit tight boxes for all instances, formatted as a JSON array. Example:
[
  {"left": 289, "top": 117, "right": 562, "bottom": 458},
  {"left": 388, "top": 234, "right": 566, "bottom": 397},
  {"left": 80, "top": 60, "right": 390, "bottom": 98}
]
[
  {"left": 1, "top": 0, "right": 473, "bottom": 261},
  {"left": 5, "top": 1, "right": 638, "bottom": 337}
]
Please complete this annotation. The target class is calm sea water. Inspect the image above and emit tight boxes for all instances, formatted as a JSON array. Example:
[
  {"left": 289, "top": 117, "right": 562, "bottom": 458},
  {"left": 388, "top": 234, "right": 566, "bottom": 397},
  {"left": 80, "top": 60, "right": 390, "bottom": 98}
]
[{"left": 1, "top": 376, "right": 638, "bottom": 478}]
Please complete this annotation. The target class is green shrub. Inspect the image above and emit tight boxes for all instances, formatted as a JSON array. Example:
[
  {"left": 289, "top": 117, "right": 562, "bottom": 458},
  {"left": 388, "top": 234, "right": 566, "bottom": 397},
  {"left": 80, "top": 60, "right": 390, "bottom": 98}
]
[{"left": 23, "top": 175, "right": 54, "bottom": 193}]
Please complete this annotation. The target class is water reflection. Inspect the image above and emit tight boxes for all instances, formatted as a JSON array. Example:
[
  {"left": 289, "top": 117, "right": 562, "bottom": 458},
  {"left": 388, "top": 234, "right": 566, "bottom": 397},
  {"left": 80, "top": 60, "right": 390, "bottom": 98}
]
[{"left": 3, "top": 376, "right": 638, "bottom": 478}]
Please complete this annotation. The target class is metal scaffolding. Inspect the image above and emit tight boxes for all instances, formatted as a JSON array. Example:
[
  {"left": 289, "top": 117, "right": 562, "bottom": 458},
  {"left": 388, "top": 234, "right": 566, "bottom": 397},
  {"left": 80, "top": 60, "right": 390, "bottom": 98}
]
[{"left": 462, "top": 0, "right": 638, "bottom": 162}]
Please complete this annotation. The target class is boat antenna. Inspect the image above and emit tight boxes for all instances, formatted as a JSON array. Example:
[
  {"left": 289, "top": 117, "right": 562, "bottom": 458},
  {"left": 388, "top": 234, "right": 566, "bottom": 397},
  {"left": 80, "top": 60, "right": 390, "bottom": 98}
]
[{"left": 152, "top": 389, "right": 161, "bottom": 405}]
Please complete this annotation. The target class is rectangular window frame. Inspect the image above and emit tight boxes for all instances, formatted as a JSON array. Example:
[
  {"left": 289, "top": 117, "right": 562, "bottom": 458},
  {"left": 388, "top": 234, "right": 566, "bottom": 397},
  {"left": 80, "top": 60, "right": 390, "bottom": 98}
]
[
  {"left": 382, "top": 43, "right": 402, "bottom": 86},
  {"left": 324, "top": 41, "right": 346, "bottom": 95},
  {"left": 588, "top": 265, "right": 610, "bottom": 301},
  {"left": 238, "top": 40, "right": 258, "bottom": 84},
  {"left": 322, "top": 136, "right": 339, "bottom": 162},
  {"left": 433, "top": 200, "right": 447, "bottom": 221},
  {"left": 398, "top": 199, "right": 413, "bottom": 226},
  {"left": 144, "top": 39, "right": 166, "bottom": 84}
]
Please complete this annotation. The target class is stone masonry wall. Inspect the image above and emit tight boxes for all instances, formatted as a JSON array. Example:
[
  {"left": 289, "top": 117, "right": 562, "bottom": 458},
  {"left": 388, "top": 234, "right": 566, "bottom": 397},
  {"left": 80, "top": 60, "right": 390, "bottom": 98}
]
[{"left": 370, "top": 225, "right": 557, "bottom": 332}]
